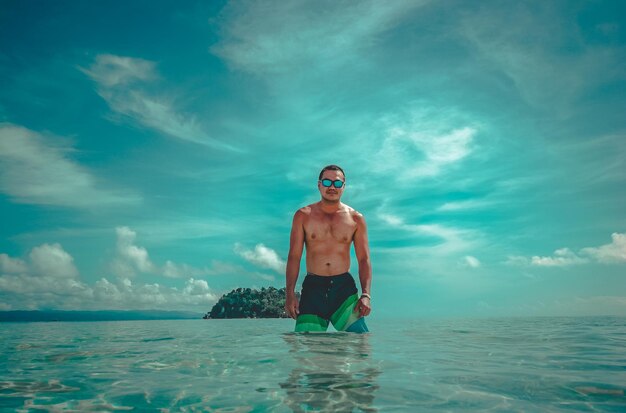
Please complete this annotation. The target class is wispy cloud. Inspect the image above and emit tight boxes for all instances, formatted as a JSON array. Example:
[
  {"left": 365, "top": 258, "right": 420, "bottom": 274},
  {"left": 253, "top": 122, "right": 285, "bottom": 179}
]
[
  {"left": 438, "top": 199, "right": 494, "bottom": 212},
  {"left": 0, "top": 123, "right": 139, "bottom": 208},
  {"left": 163, "top": 261, "right": 214, "bottom": 279},
  {"left": 377, "top": 210, "right": 478, "bottom": 255},
  {"left": 350, "top": 106, "right": 481, "bottom": 185},
  {"left": 81, "top": 54, "right": 241, "bottom": 151},
  {"left": 378, "top": 125, "right": 476, "bottom": 180},
  {"left": 464, "top": 256, "right": 481, "bottom": 268},
  {"left": 81, "top": 54, "right": 157, "bottom": 87},
  {"left": 213, "top": 0, "right": 429, "bottom": 74},
  {"left": 457, "top": 3, "right": 622, "bottom": 113}
]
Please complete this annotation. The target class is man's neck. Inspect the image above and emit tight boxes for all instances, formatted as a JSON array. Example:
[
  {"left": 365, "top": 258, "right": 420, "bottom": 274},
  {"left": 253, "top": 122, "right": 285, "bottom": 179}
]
[{"left": 319, "top": 199, "right": 341, "bottom": 213}]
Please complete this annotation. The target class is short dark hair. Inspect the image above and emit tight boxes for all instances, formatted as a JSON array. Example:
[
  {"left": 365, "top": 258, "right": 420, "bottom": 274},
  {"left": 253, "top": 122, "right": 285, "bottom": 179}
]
[{"left": 318, "top": 164, "right": 345, "bottom": 181}]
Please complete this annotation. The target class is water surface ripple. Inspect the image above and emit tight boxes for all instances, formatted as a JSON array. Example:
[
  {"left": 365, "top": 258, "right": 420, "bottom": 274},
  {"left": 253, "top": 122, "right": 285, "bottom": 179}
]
[{"left": 1, "top": 316, "right": 625, "bottom": 412}]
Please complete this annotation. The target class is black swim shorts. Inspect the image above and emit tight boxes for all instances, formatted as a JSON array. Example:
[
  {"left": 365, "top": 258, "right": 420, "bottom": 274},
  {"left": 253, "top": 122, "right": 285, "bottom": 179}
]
[{"left": 295, "top": 272, "right": 369, "bottom": 333}]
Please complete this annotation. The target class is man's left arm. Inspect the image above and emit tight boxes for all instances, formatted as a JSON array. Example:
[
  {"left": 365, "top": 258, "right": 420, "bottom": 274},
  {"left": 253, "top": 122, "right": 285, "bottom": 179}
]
[{"left": 353, "top": 213, "right": 371, "bottom": 317}]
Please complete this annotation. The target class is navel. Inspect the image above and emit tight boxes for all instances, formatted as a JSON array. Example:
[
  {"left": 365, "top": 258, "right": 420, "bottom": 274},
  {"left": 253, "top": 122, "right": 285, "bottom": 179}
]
[
  {"left": 326, "top": 263, "right": 330, "bottom": 266},
  {"left": 311, "top": 234, "right": 316, "bottom": 239}
]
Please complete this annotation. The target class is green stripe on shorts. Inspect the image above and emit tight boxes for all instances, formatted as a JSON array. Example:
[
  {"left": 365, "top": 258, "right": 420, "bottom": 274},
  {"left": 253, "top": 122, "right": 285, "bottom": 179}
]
[
  {"left": 330, "top": 293, "right": 360, "bottom": 331},
  {"left": 295, "top": 314, "right": 329, "bottom": 332}
]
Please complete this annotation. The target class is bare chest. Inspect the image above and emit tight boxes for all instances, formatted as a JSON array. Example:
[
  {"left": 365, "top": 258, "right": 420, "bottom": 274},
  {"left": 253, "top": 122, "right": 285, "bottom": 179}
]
[{"left": 304, "top": 213, "right": 356, "bottom": 244}]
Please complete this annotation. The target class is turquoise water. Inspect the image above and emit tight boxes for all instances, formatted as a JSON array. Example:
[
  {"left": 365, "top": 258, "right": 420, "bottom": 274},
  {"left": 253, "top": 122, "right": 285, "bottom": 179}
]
[{"left": 1, "top": 317, "right": 625, "bottom": 412}]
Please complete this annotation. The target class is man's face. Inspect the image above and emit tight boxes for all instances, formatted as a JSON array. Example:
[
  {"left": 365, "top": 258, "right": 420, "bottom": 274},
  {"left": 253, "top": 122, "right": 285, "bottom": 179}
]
[{"left": 318, "top": 170, "right": 345, "bottom": 203}]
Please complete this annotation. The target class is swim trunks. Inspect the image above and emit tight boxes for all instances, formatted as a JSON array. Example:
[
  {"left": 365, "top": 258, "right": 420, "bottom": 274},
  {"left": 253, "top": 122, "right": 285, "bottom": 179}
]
[{"left": 295, "top": 272, "right": 369, "bottom": 333}]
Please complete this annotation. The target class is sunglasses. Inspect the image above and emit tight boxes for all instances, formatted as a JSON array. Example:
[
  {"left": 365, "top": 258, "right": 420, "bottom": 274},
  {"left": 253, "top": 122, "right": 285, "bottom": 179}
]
[{"left": 319, "top": 179, "right": 345, "bottom": 188}]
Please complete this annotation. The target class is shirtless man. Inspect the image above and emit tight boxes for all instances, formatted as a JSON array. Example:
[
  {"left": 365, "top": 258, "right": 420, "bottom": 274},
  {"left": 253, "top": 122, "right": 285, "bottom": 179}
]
[{"left": 285, "top": 165, "right": 371, "bottom": 333}]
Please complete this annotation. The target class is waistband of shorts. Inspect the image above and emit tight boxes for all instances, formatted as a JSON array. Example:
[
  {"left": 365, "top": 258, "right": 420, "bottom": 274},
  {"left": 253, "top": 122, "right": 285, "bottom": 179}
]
[{"left": 305, "top": 271, "right": 351, "bottom": 278}]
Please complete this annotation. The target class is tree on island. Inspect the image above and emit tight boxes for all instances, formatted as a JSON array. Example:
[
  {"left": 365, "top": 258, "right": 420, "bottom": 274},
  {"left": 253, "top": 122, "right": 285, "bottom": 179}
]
[{"left": 204, "top": 287, "right": 300, "bottom": 319}]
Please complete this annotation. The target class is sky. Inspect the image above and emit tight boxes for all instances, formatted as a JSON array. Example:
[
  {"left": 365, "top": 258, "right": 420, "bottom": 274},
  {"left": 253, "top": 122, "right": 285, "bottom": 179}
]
[{"left": 0, "top": 0, "right": 625, "bottom": 318}]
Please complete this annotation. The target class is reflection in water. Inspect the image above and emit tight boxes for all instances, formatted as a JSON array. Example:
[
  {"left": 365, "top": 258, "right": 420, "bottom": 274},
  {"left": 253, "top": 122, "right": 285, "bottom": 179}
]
[{"left": 280, "top": 332, "right": 381, "bottom": 412}]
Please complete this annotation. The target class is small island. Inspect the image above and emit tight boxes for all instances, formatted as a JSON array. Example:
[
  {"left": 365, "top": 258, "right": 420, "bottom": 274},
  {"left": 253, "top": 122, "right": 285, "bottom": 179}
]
[{"left": 204, "top": 286, "right": 300, "bottom": 319}]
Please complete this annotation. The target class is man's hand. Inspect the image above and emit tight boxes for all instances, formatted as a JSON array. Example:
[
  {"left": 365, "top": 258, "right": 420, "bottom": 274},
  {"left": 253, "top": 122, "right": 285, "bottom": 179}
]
[
  {"left": 285, "top": 293, "right": 299, "bottom": 319},
  {"left": 355, "top": 296, "right": 371, "bottom": 317}
]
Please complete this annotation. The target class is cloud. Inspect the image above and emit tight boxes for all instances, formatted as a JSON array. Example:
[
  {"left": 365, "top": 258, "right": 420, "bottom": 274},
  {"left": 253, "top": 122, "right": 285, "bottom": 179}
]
[
  {"left": 507, "top": 232, "right": 626, "bottom": 267},
  {"left": 505, "top": 255, "right": 530, "bottom": 266},
  {"left": 213, "top": 0, "right": 428, "bottom": 74},
  {"left": 163, "top": 261, "right": 211, "bottom": 279},
  {"left": 377, "top": 213, "right": 404, "bottom": 226},
  {"left": 464, "top": 256, "right": 481, "bottom": 268},
  {"left": 81, "top": 54, "right": 240, "bottom": 151},
  {"left": 0, "top": 243, "right": 218, "bottom": 311},
  {"left": 531, "top": 248, "right": 588, "bottom": 267},
  {"left": 251, "top": 272, "right": 276, "bottom": 282},
  {"left": 110, "top": 226, "right": 267, "bottom": 280},
  {"left": 581, "top": 232, "right": 626, "bottom": 264},
  {"left": 112, "top": 226, "right": 219, "bottom": 279},
  {"left": 90, "top": 273, "right": 219, "bottom": 312},
  {"left": 457, "top": 3, "right": 621, "bottom": 113},
  {"left": 377, "top": 210, "right": 477, "bottom": 255},
  {"left": 0, "top": 123, "right": 138, "bottom": 208},
  {"left": 372, "top": 108, "right": 478, "bottom": 181},
  {"left": 88, "top": 276, "right": 219, "bottom": 311},
  {"left": 0, "top": 243, "right": 91, "bottom": 299},
  {"left": 234, "top": 243, "right": 286, "bottom": 274},
  {"left": 381, "top": 126, "right": 475, "bottom": 179},
  {"left": 114, "top": 226, "right": 155, "bottom": 275},
  {"left": 29, "top": 243, "right": 79, "bottom": 279},
  {"left": 0, "top": 254, "right": 27, "bottom": 273},
  {"left": 416, "top": 224, "right": 477, "bottom": 254},
  {"left": 80, "top": 54, "right": 157, "bottom": 87},
  {"left": 438, "top": 199, "right": 493, "bottom": 212}
]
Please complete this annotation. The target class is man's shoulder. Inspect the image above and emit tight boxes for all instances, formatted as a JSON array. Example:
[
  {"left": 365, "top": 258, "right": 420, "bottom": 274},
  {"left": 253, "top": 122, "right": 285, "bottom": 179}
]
[
  {"left": 294, "top": 205, "right": 314, "bottom": 218},
  {"left": 343, "top": 204, "right": 365, "bottom": 219}
]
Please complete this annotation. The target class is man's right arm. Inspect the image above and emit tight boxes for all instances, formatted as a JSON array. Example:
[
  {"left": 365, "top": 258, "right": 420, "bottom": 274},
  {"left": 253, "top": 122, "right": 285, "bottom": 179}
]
[{"left": 286, "top": 210, "right": 305, "bottom": 295}]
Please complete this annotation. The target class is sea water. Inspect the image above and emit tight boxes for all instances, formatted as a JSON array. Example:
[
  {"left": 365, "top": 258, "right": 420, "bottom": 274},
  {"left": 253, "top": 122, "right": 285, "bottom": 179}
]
[{"left": 1, "top": 316, "right": 625, "bottom": 412}]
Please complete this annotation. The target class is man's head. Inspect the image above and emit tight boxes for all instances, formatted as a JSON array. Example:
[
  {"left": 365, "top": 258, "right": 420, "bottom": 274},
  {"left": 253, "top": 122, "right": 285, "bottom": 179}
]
[{"left": 318, "top": 164, "right": 346, "bottom": 203}]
